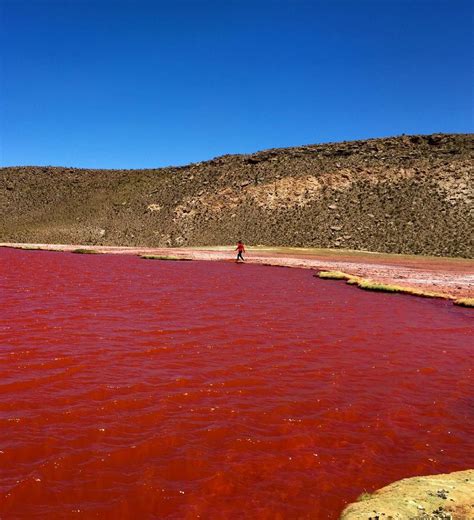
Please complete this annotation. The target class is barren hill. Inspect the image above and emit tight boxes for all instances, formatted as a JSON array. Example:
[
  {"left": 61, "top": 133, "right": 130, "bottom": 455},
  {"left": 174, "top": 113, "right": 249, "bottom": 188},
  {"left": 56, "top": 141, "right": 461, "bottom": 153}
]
[{"left": 1, "top": 133, "right": 472, "bottom": 257}]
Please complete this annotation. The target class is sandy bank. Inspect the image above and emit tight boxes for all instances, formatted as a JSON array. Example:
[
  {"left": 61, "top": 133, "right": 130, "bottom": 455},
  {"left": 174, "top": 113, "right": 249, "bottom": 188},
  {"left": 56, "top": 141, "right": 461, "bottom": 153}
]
[{"left": 1, "top": 243, "right": 473, "bottom": 302}]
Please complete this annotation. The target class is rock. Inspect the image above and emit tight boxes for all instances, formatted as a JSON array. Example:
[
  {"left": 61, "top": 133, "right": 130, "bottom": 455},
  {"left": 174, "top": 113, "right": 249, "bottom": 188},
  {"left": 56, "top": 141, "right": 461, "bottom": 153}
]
[
  {"left": 328, "top": 204, "right": 338, "bottom": 210},
  {"left": 331, "top": 226, "right": 343, "bottom": 231},
  {"left": 147, "top": 204, "right": 161, "bottom": 212}
]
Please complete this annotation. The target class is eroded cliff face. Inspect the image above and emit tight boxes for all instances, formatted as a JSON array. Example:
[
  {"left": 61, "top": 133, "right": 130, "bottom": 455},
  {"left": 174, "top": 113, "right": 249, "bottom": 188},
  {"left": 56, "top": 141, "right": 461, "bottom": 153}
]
[{"left": 1, "top": 133, "right": 472, "bottom": 257}]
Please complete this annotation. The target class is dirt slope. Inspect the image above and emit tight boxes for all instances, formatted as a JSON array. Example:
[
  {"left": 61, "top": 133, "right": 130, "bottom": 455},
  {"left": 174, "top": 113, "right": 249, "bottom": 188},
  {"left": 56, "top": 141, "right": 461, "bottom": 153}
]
[{"left": 1, "top": 133, "right": 472, "bottom": 257}]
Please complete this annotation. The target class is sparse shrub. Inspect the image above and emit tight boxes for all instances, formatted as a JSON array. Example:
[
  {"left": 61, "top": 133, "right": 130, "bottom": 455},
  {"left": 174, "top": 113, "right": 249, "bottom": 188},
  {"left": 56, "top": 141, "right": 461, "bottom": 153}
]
[
  {"left": 72, "top": 249, "right": 98, "bottom": 254},
  {"left": 317, "top": 271, "right": 446, "bottom": 299},
  {"left": 454, "top": 298, "right": 474, "bottom": 308},
  {"left": 356, "top": 491, "right": 373, "bottom": 502},
  {"left": 317, "top": 271, "right": 350, "bottom": 280},
  {"left": 141, "top": 255, "right": 190, "bottom": 261},
  {"left": 356, "top": 279, "right": 443, "bottom": 298}
]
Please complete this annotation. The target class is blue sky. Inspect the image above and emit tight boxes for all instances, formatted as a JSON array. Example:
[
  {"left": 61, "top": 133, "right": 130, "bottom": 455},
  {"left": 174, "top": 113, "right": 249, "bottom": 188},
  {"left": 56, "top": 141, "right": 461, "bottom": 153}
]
[{"left": 1, "top": 0, "right": 472, "bottom": 168}]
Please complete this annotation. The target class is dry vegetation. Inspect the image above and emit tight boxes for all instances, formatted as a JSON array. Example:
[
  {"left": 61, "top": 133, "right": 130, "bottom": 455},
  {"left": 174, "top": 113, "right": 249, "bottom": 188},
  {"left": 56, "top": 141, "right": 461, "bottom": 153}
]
[
  {"left": 141, "top": 254, "right": 189, "bottom": 261},
  {"left": 1, "top": 134, "right": 472, "bottom": 257},
  {"left": 71, "top": 248, "right": 99, "bottom": 254},
  {"left": 317, "top": 271, "right": 448, "bottom": 299},
  {"left": 454, "top": 298, "right": 474, "bottom": 307}
]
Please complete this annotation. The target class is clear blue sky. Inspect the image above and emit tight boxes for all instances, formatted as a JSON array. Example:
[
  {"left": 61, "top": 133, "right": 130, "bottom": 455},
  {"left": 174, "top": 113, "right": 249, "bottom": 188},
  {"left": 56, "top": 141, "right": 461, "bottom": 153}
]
[{"left": 1, "top": 0, "right": 472, "bottom": 168}]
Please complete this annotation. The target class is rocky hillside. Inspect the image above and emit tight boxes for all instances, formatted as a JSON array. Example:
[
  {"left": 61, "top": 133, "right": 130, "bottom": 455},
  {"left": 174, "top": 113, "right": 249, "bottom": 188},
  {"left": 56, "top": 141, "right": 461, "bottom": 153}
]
[{"left": 1, "top": 134, "right": 472, "bottom": 257}]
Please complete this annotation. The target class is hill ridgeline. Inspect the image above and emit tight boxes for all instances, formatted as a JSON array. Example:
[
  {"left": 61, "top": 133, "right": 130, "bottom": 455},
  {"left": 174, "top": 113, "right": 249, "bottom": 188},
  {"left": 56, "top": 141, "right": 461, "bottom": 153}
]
[{"left": 1, "top": 133, "right": 472, "bottom": 257}]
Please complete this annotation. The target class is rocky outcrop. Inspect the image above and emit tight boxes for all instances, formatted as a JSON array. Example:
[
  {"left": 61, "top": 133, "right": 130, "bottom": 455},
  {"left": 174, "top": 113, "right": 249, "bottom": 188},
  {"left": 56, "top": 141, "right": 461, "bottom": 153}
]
[
  {"left": 340, "top": 469, "right": 474, "bottom": 519},
  {"left": 1, "top": 133, "right": 473, "bottom": 257}
]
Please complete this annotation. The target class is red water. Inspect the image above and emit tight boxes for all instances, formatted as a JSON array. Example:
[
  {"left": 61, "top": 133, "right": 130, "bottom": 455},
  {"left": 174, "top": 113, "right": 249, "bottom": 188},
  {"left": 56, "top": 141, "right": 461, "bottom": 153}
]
[{"left": 1, "top": 249, "right": 472, "bottom": 519}]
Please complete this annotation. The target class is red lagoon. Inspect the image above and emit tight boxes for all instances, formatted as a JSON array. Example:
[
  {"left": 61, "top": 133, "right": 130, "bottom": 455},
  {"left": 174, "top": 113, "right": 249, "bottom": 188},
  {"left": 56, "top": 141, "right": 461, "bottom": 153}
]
[{"left": 0, "top": 248, "right": 472, "bottom": 519}]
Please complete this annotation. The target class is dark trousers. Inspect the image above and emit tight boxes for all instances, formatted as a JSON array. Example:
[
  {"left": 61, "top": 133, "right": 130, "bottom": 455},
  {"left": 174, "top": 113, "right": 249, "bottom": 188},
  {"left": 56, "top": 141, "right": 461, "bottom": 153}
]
[{"left": 237, "top": 251, "right": 244, "bottom": 261}]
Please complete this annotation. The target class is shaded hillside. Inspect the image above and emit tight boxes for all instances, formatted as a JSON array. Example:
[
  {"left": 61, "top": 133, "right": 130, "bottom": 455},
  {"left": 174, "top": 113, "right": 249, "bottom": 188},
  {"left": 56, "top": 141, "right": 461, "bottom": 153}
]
[{"left": 1, "top": 133, "right": 473, "bottom": 257}]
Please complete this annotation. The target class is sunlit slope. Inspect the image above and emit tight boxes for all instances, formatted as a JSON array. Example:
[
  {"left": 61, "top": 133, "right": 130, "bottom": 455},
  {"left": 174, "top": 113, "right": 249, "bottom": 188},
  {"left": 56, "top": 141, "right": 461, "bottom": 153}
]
[{"left": 1, "top": 133, "right": 472, "bottom": 257}]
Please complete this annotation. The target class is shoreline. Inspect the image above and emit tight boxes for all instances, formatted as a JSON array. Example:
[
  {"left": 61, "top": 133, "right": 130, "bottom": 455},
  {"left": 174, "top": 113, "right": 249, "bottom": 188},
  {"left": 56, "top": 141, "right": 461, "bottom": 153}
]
[{"left": 2, "top": 242, "right": 473, "bottom": 303}]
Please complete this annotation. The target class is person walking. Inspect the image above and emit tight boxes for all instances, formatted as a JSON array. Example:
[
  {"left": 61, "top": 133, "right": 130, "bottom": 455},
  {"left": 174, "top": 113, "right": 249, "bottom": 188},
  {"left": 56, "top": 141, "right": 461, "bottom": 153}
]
[{"left": 235, "top": 240, "right": 246, "bottom": 262}]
